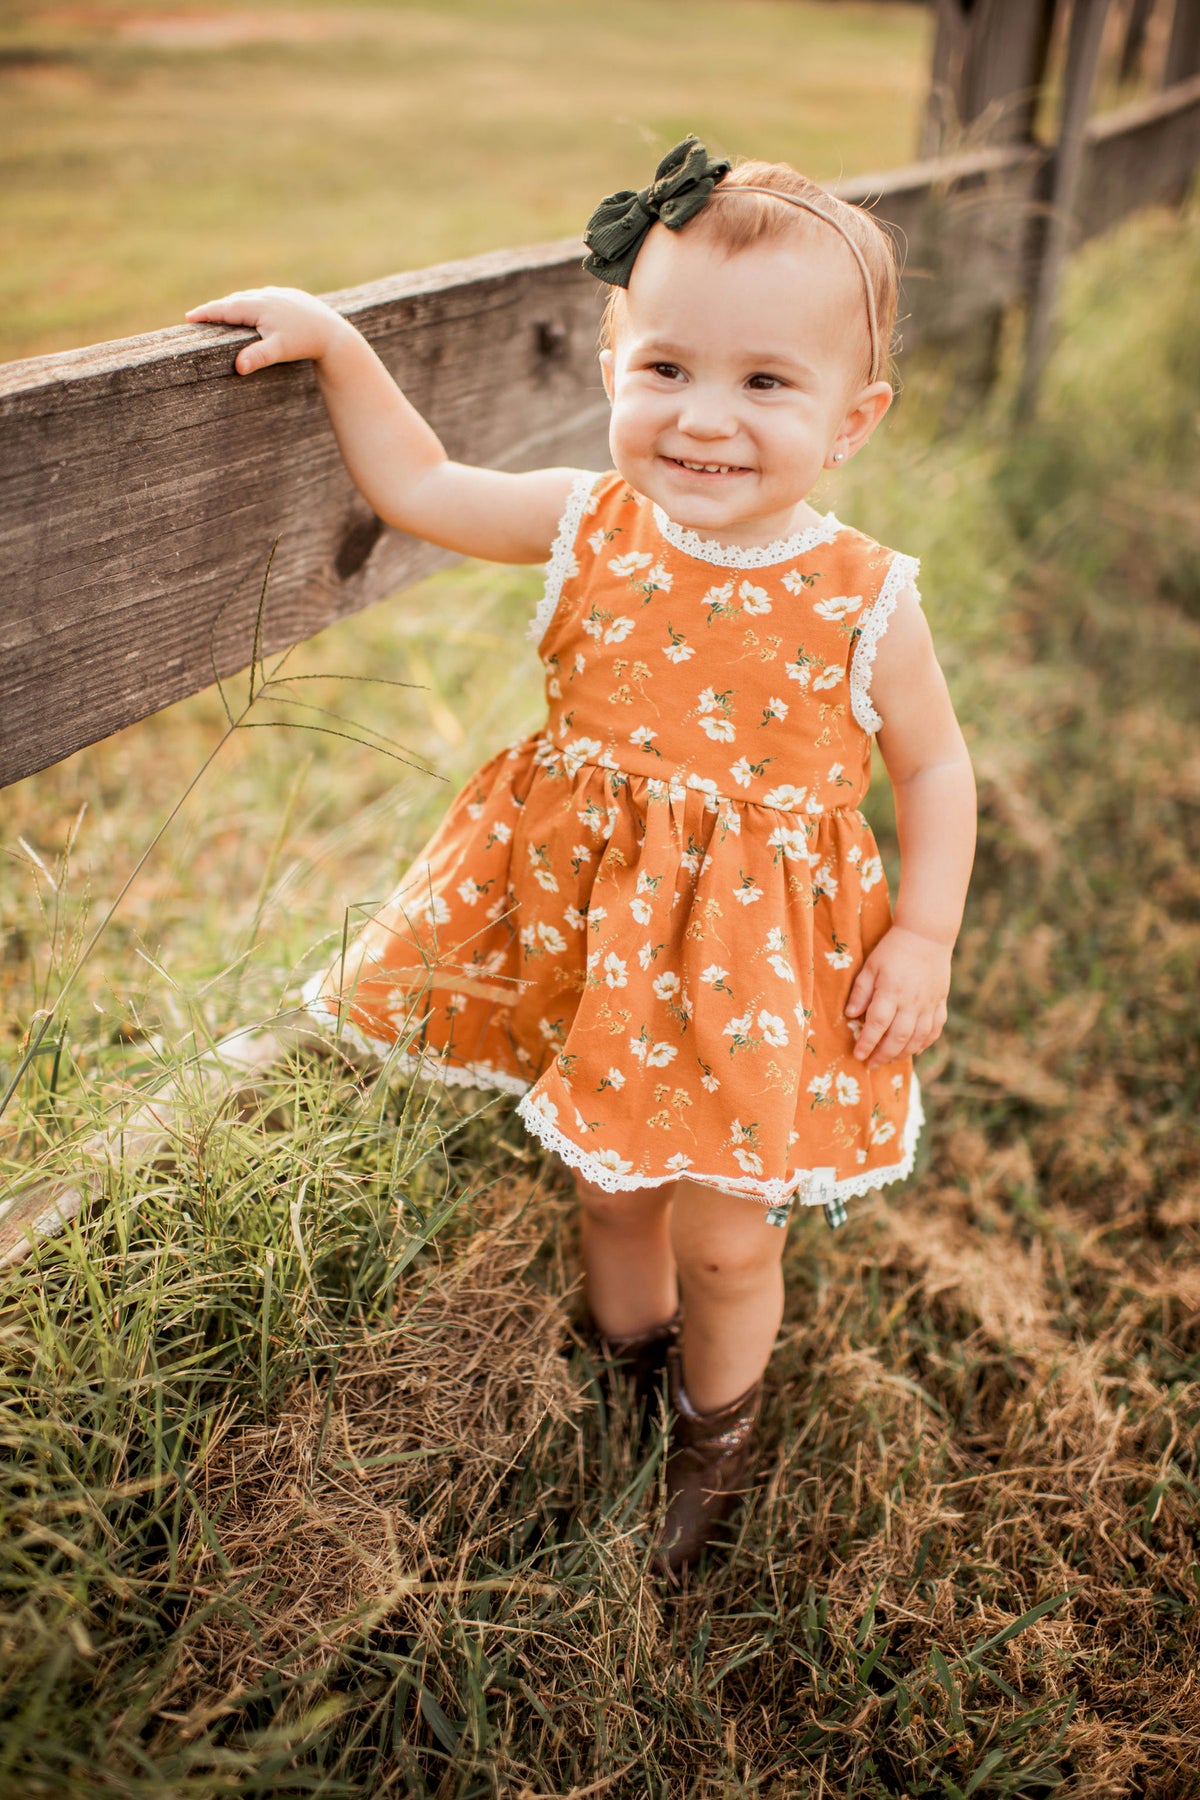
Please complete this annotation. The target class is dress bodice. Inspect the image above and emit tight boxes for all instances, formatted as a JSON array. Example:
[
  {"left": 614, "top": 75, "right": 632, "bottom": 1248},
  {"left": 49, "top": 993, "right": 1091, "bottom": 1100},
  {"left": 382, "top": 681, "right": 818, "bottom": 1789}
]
[{"left": 532, "top": 472, "right": 917, "bottom": 822}]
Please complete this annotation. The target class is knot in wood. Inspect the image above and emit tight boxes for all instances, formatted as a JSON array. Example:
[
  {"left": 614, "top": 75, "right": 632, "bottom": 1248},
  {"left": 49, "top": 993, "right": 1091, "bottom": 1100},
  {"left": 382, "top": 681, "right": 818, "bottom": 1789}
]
[
  {"left": 534, "top": 319, "right": 568, "bottom": 362},
  {"left": 335, "top": 513, "right": 384, "bottom": 581}
]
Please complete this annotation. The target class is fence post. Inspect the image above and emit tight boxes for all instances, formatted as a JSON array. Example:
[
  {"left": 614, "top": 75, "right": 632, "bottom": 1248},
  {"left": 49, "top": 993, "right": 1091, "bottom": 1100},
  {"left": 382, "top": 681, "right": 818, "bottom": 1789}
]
[
  {"left": 921, "top": 0, "right": 1061, "bottom": 155},
  {"left": 1163, "top": 0, "right": 1200, "bottom": 82},
  {"left": 919, "top": 0, "right": 1061, "bottom": 393},
  {"left": 1016, "top": 0, "right": 1113, "bottom": 421},
  {"left": 1118, "top": 0, "right": 1157, "bottom": 82}
]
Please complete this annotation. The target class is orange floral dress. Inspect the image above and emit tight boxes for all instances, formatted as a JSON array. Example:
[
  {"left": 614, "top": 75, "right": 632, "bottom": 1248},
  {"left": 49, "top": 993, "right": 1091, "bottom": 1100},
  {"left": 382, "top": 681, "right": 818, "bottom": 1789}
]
[{"left": 305, "top": 471, "right": 925, "bottom": 1226}]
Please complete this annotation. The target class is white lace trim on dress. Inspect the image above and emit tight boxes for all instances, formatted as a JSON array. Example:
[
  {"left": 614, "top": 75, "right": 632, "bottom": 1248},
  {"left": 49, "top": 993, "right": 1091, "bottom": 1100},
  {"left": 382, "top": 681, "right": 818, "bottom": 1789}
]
[
  {"left": 516, "top": 1071, "right": 924, "bottom": 1208},
  {"left": 848, "top": 552, "right": 921, "bottom": 736},
  {"left": 302, "top": 961, "right": 924, "bottom": 1209},
  {"left": 527, "top": 469, "right": 604, "bottom": 647},
  {"left": 403, "top": 1052, "right": 531, "bottom": 1099},
  {"left": 651, "top": 505, "right": 843, "bottom": 569}
]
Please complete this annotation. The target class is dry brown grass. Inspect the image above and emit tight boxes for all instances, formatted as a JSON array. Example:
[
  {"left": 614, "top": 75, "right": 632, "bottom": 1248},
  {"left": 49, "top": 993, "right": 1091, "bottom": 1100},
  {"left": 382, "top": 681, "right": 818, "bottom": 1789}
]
[
  {"left": 162, "top": 1195, "right": 582, "bottom": 1722},
  {"left": 2, "top": 202, "right": 1198, "bottom": 1796}
]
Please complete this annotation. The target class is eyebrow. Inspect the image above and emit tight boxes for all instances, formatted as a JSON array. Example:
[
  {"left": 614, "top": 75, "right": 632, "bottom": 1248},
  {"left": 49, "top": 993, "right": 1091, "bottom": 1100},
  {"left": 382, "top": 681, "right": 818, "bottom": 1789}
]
[{"left": 636, "top": 339, "right": 821, "bottom": 380}]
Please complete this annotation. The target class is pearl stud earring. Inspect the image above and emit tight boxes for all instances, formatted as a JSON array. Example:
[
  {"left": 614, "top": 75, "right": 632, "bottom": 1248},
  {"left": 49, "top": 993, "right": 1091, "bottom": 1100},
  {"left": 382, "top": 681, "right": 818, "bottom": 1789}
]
[{"left": 832, "top": 450, "right": 846, "bottom": 464}]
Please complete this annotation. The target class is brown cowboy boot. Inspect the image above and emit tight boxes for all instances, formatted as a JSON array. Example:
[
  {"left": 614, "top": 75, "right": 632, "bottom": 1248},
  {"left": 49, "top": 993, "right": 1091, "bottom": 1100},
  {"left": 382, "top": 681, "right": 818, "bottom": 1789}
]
[
  {"left": 592, "top": 1307, "right": 682, "bottom": 1412},
  {"left": 654, "top": 1344, "right": 763, "bottom": 1573}
]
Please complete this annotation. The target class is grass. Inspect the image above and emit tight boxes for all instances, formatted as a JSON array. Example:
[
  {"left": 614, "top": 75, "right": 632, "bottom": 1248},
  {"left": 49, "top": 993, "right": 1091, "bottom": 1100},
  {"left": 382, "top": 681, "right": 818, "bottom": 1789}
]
[
  {"left": 2, "top": 79, "right": 1200, "bottom": 1800},
  {"left": 0, "top": 0, "right": 930, "bottom": 364}
]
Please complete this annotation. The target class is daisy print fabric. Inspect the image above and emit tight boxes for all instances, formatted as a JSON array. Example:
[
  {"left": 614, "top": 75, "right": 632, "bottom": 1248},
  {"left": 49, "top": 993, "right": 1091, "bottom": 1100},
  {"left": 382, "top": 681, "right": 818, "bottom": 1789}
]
[{"left": 307, "top": 472, "right": 924, "bottom": 1214}]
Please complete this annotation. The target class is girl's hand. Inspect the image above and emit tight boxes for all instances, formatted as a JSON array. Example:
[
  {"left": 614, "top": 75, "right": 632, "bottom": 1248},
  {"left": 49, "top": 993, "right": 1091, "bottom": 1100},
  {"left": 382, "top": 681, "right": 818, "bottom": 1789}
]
[
  {"left": 184, "top": 286, "right": 351, "bottom": 375},
  {"left": 186, "top": 284, "right": 578, "bottom": 563},
  {"left": 844, "top": 925, "right": 951, "bottom": 1068}
]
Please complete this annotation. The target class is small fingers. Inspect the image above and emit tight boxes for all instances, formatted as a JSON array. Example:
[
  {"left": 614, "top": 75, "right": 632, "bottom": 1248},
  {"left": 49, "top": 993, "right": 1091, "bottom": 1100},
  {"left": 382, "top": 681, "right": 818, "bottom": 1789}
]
[
  {"left": 844, "top": 964, "right": 875, "bottom": 1019},
  {"left": 185, "top": 299, "right": 266, "bottom": 373},
  {"left": 867, "top": 1001, "right": 949, "bottom": 1066},
  {"left": 908, "top": 1002, "right": 948, "bottom": 1058},
  {"left": 233, "top": 338, "right": 272, "bottom": 375},
  {"left": 185, "top": 295, "right": 253, "bottom": 323},
  {"left": 918, "top": 1002, "right": 949, "bottom": 1055},
  {"left": 852, "top": 994, "right": 896, "bottom": 1063},
  {"left": 867, "top": 1008, "right": 919, "bottom": 1068}
]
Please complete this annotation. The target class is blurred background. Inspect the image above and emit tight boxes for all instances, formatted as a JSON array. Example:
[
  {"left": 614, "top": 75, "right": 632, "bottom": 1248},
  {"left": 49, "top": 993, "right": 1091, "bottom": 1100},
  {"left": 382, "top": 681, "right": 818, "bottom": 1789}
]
[{"left": 2, "top": 0, "right": 933, "bottom": 364}]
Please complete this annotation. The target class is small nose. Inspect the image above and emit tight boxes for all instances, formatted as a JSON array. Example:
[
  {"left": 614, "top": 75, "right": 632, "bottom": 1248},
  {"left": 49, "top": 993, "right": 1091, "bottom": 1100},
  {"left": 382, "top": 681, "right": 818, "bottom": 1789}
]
[{"left": 676, "top": 383, "right": 739, "bottom": 439}]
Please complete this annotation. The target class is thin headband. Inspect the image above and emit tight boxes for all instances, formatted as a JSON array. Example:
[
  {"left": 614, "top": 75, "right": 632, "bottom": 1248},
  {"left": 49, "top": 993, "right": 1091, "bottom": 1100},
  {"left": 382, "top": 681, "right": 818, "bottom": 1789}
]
[
  {"left": 582, "top": 136, "right": 883, "bottom": 384},
  {"left": 711, "top": 185, "right": 882, "bottom": 385}
]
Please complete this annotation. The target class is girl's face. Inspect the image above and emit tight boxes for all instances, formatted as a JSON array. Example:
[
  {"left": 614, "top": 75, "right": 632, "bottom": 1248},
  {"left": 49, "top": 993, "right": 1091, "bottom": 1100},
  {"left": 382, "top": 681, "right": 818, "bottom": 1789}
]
[{"left": 600, "top": 224, "right": 890, "bottom": 546}]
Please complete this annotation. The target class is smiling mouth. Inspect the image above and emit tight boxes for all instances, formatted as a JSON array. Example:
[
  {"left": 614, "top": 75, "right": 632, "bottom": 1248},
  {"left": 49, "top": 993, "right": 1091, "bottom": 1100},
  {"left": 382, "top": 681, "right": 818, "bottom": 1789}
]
[{"left": 666, "top": 457, "right": 751, "bottom": 476}]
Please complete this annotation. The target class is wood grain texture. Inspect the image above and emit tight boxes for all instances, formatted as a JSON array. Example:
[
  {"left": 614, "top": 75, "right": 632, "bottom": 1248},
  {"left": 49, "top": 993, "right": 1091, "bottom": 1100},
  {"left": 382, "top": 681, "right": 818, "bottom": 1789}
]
[
  {"left": 920, "top": 0, "right": 1059, "bottom": 157},
  {"left": 1077, "top": 73, "right": 1200, "bottom": 234},
  {"left": 845, "top": 145, "right": 1048, "bottom": 344},
  {"left": 1, "top": 244, "right": 611, "bottom": 787},
  {"left": 2, "top": 102, "right": 1196, "bottom": 787}
]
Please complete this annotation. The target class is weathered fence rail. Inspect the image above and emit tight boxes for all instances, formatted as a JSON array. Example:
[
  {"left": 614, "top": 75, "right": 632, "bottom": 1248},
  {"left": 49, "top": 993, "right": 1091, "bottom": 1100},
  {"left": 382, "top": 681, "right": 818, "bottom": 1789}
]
[
  {"left": 1, "top": 67, "right": 1198, "bottom": 790},
  {"left": 0, "top": 246, "right": 611, "bottom": 789}
]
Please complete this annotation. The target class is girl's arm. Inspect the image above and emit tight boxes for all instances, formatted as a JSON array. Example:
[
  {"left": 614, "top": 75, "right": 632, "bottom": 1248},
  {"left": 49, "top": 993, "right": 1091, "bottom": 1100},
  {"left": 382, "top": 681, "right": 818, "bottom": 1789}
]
[
  {"left": 185, "top": 286, "right": 580, "bottom": 564},
  {"left": 844, "top": 585, "right": 976, "bottom": 1069}
]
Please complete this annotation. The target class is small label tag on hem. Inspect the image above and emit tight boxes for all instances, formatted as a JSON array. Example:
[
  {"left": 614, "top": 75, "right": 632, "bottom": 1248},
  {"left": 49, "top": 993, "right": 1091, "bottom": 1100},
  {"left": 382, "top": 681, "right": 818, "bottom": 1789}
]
[{"left": 808, "top": 1166, "right": 838, "bottom": 1206}]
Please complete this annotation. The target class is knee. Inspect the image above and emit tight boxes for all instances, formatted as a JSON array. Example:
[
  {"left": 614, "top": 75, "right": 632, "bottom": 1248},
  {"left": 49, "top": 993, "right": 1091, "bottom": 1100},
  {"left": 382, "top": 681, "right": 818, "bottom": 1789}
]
[{"left": 674, "top": 1225, "right": 780, "bottom": 1295}]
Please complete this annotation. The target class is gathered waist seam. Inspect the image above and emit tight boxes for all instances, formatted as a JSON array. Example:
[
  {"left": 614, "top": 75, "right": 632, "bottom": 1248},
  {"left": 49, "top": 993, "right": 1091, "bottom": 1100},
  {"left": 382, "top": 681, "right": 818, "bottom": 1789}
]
[{"left": 522, "top": 736, "right": 865, "bottom": 816}]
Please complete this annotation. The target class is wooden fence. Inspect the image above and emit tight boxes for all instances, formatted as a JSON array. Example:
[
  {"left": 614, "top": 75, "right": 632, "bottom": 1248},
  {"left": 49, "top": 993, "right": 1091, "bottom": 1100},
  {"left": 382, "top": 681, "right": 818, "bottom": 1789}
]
[{"left": 2, "top": 0, "right": 1198, "bottom": 791}]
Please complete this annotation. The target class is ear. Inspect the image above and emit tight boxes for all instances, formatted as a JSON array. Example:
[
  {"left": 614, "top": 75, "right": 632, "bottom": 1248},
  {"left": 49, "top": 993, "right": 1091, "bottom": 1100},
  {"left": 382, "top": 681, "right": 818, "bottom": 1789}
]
[
  {"left": 826, "top": 379, "right": 893, "bottom": 468},
  {"left": 599, "top": 348, "right": 615, "bottom": 403}
]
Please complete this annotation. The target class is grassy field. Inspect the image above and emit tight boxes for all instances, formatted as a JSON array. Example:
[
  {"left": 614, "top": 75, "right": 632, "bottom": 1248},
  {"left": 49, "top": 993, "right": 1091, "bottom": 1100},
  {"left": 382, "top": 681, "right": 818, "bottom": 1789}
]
[
  {"left": 1, "top": 196, "right": 1197, "bottom": 1794},
  {"left": 3, "top": 5, "right": 1200, "bottom": 1794},
  {"left": 0, "top": 0, "right": 929, "bottom": 363}
]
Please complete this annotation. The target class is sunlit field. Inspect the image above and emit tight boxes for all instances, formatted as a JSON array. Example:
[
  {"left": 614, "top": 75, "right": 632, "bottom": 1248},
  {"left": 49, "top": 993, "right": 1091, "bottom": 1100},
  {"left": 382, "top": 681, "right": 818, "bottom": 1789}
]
[{"left": 0, "top": 0, "right": 929, "bottom": 362}]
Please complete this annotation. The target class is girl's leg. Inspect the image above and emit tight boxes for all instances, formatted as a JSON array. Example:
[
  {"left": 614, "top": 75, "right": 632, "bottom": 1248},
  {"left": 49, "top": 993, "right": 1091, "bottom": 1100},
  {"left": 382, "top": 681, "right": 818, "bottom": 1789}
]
[
  {"left": 669, "top": 1181, "right": 788, "bottom": 1413},
  {"left": 574, "top": 1172, "right": 678, "bottom": 1338},
  {"left": 650, "top": 1181, "right": 786, "bottom": 1571}
]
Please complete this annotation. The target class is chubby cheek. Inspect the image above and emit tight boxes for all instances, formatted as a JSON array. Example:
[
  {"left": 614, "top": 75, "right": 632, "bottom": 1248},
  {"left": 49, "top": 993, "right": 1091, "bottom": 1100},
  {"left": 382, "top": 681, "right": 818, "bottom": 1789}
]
[
  {"left": 606, "top": 394, "right": 653, "bottom": 473},
  {"left": 606, "top": 408, "right": 629, "bottom": 476}
]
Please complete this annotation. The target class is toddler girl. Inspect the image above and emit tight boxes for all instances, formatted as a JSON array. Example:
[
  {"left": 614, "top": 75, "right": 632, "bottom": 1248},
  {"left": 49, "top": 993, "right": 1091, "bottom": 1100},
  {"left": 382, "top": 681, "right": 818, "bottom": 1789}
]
[{"left": 186, "top": 138, "right": 976, "bottom": 1573}]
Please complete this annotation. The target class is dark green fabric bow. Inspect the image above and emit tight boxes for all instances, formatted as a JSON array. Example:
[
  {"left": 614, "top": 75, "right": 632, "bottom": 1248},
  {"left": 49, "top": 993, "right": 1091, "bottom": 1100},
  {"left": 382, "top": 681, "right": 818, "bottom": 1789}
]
[{"left": 582, "top": 136, "right": 732, "bottom": 288}]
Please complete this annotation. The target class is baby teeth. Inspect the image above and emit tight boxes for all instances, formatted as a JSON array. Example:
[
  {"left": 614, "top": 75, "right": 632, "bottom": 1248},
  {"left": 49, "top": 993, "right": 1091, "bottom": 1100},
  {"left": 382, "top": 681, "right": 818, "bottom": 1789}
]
[{"left": 679, "top": 460, "right": 737, "bottom": 473}]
